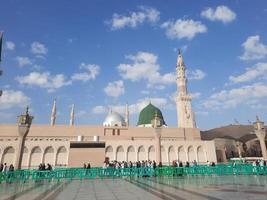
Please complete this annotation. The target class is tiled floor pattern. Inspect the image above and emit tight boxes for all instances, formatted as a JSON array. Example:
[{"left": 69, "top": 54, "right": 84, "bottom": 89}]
[
  {"left": 1, "top": 176, "right": 266, "bottom": 200},
  {"left": 54, "top": 176, "right": 267, "bottom": 200}
]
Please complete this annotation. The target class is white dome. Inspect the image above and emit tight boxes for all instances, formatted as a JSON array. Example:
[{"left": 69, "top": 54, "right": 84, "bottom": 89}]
[{"left": 103, "top": 111, "right": 126, "bottom": 127}]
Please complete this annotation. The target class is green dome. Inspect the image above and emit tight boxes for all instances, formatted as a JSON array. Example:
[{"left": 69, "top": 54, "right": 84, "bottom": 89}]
[{"left": 137, "top": 103, "right": 166, "bottom": 126}]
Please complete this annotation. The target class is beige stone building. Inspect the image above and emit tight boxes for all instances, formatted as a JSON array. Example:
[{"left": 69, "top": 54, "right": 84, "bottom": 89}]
[{"left": 0, "top": 52, "right": 218, "bottom": 168}]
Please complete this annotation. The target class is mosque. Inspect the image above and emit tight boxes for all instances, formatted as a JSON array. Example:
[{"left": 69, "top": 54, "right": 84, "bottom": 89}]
[{"left": 0, "top": 52, "right": 265, "bottom": 169}]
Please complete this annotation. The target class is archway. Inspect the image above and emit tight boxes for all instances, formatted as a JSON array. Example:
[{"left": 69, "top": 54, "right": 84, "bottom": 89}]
[
  {"left": 29, "top": 146, "right": 42, "bottom": 169},
  {"left": 148, "top": 146, "right": 155, "bottom": 161},
  {"left": 168, "top": 146, "right": 176, "bottom": 164},
  {"left": 2, "top": 146, "right": 15, "bottom": 165},
  {"left": 161, "top": 146, "right": 167, "bottom": 164},
  {"left": 56, "top": 146, "right": 67, "bottom": 166},
  {"left": 178, "top": 146, "right": 186, "bottom": 162},
  {"left": 137, "top": 146, "right": 146, "bottom": 161},
  {"left": 105, "top": 146, "right": 113, "bottom": 161},
  {"left": 188, "top": 146, "right": 195, "bottom": 162},
  {"left": 43, "top": 146, "right": 54, "bottom": 165},
  {"left": 197, "top": 146, "right": 206, "bottom": 164},
  {"left": 127, "top": 146, "right": 135, "bottom": 162},
  {"left": 116, "top": 146, "right": 124, "bottom": 162}
]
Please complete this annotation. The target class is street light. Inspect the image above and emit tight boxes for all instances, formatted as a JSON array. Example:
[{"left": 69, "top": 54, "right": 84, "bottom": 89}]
[
  {"left": 253, "top": 116, "right": 267, "bottom": 160},
  {"left": 15, "top": 106, "right": 34, "bottom": 169}
]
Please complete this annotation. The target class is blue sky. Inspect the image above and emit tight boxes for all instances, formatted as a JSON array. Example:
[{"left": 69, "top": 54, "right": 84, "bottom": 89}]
[{"left": 1, "top": 0, "right": 267, "bottom": 130}]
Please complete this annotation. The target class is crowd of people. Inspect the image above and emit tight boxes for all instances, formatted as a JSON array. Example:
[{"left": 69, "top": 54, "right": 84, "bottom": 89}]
[
  {"left": 100, "top": 159, "right": 215, "bottom": 169},
  {"left": 38, "top": 163, "right": 53, "bottom": 171},
  {"left": 0, "top": 163, "right": 14, "bottom": 173},
  {"left": 252, "top": 159, "right": 266, "bottom": 167}
]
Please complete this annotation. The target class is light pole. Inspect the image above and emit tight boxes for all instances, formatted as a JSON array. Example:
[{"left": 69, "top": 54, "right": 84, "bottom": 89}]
[
  {"left": 15, "top": 106, "right": 33, "bottom": 170},
  {"left": 253, "top": 116, "right": 267, "bottom": 160},
  {"left": 236, "top": 141, "right": 242, "bottom": 158}
]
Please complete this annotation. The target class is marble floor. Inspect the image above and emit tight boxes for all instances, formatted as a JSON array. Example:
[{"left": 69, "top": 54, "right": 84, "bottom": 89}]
[
  {"left": 54, "top": 176, "right": 267, "bottom": 200},
  {"left": 1, "top": 175, "right": 267, "bottom": 200}
]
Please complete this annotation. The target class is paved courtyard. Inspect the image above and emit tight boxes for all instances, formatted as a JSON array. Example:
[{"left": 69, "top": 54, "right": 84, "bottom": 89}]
[
  {"left": 55, "top": 175, "right": 267, "bottom": 200},
  {"left": 1, "top": 175, "right": 267, "bottom": 200}
]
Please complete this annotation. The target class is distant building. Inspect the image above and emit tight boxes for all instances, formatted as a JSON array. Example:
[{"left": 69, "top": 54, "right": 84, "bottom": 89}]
[{"left": 0, "top": 52, "right": 221, "bottom": 168}]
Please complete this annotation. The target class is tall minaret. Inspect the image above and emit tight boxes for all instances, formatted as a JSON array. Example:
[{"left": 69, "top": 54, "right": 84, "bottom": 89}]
[
  {"left": 176, "top": 50, "right": 196, "bottom": 128},
  {"left": 50, "top": 99, "right": 56, "bottom": 126},
  {"left": 70, "top": 104, "right": 74, "bottom": 126},
  {"left": 125, "top": 102, "right": 129, "bottom": 126}
]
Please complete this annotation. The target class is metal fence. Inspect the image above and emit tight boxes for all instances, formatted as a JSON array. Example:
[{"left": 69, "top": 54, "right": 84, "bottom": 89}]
[{"left": 0, "top": 164, "right": 266, "bottom": 184}]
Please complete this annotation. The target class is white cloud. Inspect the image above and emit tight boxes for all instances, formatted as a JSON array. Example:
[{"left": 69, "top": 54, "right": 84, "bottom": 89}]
[
  {"left": 104, "top": 80, "right": 125, "bottom": 97},
  {"left": 201, "top": 5, "right": 236, "bottom": 23},
  {"left": 161, "top": 19, "right": 207, "bottom": 40},
  {"left": 190, "top": 92, "right": 201, "bottom": 98},
  {"left": 117, "top": 51, "right": 176, "bottom": 87},
  {"left": 31, "top": 42, "right": 48, "bottom": 55},
  {"left": 6, "top": 41, "right": 15, "bottom": 50},
  {"left": 240, "top": 35, "right": 267, "bottom": 60},
  {"left": 0, "top": 90, "right": 30, "bottom": 110},
  {"left": 110, "top": 6, "right": 160, "bottom": 30},
  {"left": 229, "top": 62, "right": 267, "bottom": 83},
  {"left": 15, "top": 56, "right": 32, "bottom": 67},
  {"left": 16, "top": 72, "right": 71, "bottom": 92},
  {"left": 92, "top": 97, "right": 168, "bottom": 115},
  {"left": 92, "top": 106, "right": 106, "bottom": 114},
  {"left": 71, "top": 63, "right": 100, "bottom": 82},
  {"left": 203, "top": 82, "right": 267, "bottom": 109},
  {"left": 187, "top": 69, "right": 206, "bottom": 80},
  {"left": 195, "top": 111, "right": 209, "bottom": 116}
]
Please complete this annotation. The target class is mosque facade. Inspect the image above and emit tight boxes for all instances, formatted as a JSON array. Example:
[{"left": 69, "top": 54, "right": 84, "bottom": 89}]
[{"left": 0, "top": 52, "right": 218, "bottom": 168}]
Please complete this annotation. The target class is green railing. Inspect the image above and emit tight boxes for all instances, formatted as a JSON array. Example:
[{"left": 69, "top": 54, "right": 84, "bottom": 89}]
[{"left": 0, "top": 164, "right": 266, "bottom": 184}]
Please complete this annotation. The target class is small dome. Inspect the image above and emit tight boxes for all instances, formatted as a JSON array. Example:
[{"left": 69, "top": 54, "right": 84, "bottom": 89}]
[
  {"left": 137, "top": 103, "right": 166, "bottom": 127},
  {"left": 103, "top": 111, "right": 126, "bottom": 127}
]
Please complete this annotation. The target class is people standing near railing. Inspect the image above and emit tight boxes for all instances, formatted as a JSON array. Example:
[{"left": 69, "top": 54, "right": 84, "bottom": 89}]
[
  {"left": 86, "top": 163, "right": 91, "bottom": 169},
  {"left": 185, "top": 161, "right": 190, "bottom": 167},
  {"left": 0, "top": 163, "right": 3, "bottom": 172},
  {"left": 46, "top": 163, "right": 52, "bottom": 171},
  {"left": 9, "top": 164, "right": 14, "bottom": 172},
  {"left": 2, "top": 163, "right": 7, "bottom": 173}
]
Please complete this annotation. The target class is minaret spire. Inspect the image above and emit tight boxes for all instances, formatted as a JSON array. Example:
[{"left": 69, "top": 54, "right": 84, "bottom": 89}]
[
  {"left": 125, "top": 102, "right": 129, "bottom": 126},
  {"left": 50, "top": 99, "right": 56, "bottom": 126},
  {"left": 70, "top": 104, "right": 74, "bottom": 126},
  {"left": 175, "top": 50, "right": 196, "bottom": 128},
  {"left": 177, "top": 49, "right": 184, "bottom": 67}
]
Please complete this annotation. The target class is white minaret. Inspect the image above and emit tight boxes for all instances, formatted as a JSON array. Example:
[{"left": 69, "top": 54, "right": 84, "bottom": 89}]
[
  {"left": 70, "top": 104, "right": 74, "bottom": 126},
  {"left": 176, "top": 50, "right": 196, "bottom": 128},
  {"left": 125, "top": 102, "right": 129, "bottom": 126},
  {"left": 50, "top": 99, "right": 56, "bottom": 126}
]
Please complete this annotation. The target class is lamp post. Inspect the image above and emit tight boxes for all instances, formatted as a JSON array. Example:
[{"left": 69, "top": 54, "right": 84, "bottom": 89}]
[
  {"left": 253, "top": 116, "right": 267, "bottom": 160},
  {"left": 154, "top": 128, "right": 162, "bottom": 164},
  {"left": 15, "top": 106, "right": 33, "bottom": 170},
  {"left": 236, "top": 141, "right": 242, "bottom": 158}
]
